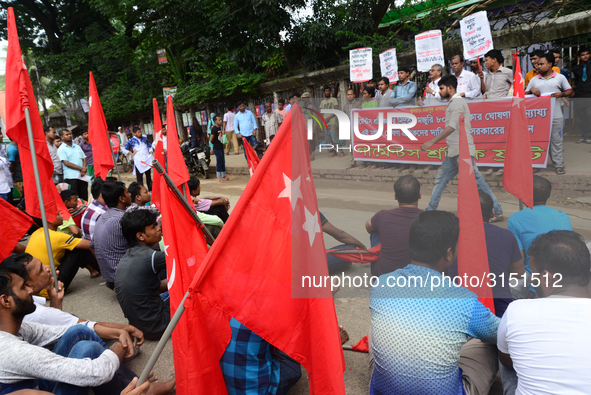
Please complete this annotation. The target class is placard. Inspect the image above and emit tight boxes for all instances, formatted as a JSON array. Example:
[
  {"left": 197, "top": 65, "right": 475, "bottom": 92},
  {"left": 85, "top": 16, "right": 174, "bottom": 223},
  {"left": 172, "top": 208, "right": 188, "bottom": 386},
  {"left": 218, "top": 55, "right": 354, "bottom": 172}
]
[
  {"left": 379, "top": 48, "right": 399, "bottom": 83},
  {"left": 460, "top": 11, "right": 493, "bottom": 60},
  {"left": 415, "top": 30, "right": 444, "bottom": 72},
  {"left": 349, "top": 48, "right": 373, "bottom": 83}
]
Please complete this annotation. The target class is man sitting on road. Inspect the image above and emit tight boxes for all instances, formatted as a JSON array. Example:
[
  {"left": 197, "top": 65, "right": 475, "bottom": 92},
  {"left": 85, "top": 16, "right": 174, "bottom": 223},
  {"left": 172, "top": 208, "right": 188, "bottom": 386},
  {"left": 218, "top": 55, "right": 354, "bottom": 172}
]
[
  {"left": 319, "top": 212, "right": 366, "bottom": 273},
  {"left": 81, "top": 178, "right": 108, "bottom": 241},
  {"left": 187, "top": 177, "right": 230, "bottom": 223},
  {"left": 370, "top": 211, "right": 499, "bottom": 395},
  {"left": 128, "top": 182, "right": 152, "bottom": 208},
  {"left": 365, "top": 175, "right": 423, "bottom": 277}
]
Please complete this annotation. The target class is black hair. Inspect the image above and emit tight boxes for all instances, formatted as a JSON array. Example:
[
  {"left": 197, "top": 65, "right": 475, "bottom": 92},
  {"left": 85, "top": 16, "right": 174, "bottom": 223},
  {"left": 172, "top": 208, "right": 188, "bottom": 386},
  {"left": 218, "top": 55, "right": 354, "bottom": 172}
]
[
  {"left": 528, "top": 230, "right": 590, "bottom": 287},
  {"left": 104, "top": 176, "right": 118, "bottom": 182},
  {"left": 213, "top": 115, "right": 222, "bottom": 122},
  {"left": 278, "top": 99, "right": 285, "bottom": 105},
  {"left": 128, "top": 182, "right": 144, "bottom": 203},
  {"left": 120, "top": 209, "right": 159, "bottom": 245},
  {"left": 102, "top": 181, "right": 127, "bottom": 208},
  {"left": 323, "top": 85, "right": 332, "bottom": 92},
  {"left": 409, "top": 211, "right": 460, "bottom": 264},
  {"left": 394, "top": 175, "right": 420, "bottom": 204},
  {"left": 291, "top": 92, "right": 301, "bottom": 99},
  {"left": 478, "top": 190, "right": 494, "bottom": 222},
  {"left": 227, "top": 104, "right": 234, "bottom": 111},
  {"left": 237, "top": 100, "right": 246, "bottom": 106},
  {"left": 578, "top": 46, "right": 590, "bottom": 56},
  {"left": 91, "top": 178, "right": 104, "bottom": 200},
  {"left": 132, "top": 126, "right": 141, "bottom": 133},
  {"left": 550, "top": 48, "right": 561, "bottom": 56},
  {"left": 530, "top": 49, "right": 545, "bottom": 58},
  {"left": 399, "top": 66, "right": 411, "bottom": 73},
  {"left": 378, "top": 77, "right": 390, "bottom": 86},
  {"left": 540, "top": 52, "right": 555, "bottom": 67},
  {"left": 187, "top": 176, "right": 200, "bottom": 191},
  {"left": 484, "top": 49, "right": 504, "bottom": 65},
  {"left": 0, "top": 253, "right": 31, "bottom": 280},
  {"left": 438, "top": 74, "right": 458, "bottom": 90},
  {"left": 364, "top": 86, "right": 376, "bottom": 97},
  {"left": 533, "top": 175, "right": 552, "bottom": 203},
  {"left": 58, "top": 129, "right": 69, "bottom": 137},
  {"left": 452, "top": 54, "right": 464, "bottom": 63},
  {"left": 43, "top": 127, "right": 49, "bottom": 134},
  {"left": 60, "top": 189, "right": 77, "bottom": 202}
]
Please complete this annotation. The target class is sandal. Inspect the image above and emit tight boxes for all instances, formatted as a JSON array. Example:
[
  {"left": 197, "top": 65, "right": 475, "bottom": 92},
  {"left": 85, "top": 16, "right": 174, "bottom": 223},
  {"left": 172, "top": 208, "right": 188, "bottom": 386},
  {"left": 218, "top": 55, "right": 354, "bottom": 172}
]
[
  {"left": 347, "top": 164, "right": 357, "bottom": 169},
  {"left": 555, "top": 167, "right": 565, "bottom": 175},
  {"left": 495, "top": 169, "right": 504, "bottom": 176},
  {"left": 423, "top": 166, "right": 432, "bottom": 173},
  {"left": 338, "top": 152, "right": 345, "bottom": 157},
  {"left": 485, "top": 168, "right": 493, "bottom": 175},
  {"left": 222, "top": 176, "right": 231, "bottom": 181}
]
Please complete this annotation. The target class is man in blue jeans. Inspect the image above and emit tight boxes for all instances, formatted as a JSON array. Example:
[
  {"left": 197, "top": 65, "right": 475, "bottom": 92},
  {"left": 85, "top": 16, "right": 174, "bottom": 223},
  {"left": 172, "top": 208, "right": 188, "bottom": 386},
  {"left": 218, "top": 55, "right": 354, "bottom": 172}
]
[
  {"left": 420, "top": 74, "right": 503, "bottom": 220},
  {"left": 233, "top": 101, "right": 258, "bottom": 163},
  {"left": 0, "top": 261, "right": 175, "bottom": 395}
]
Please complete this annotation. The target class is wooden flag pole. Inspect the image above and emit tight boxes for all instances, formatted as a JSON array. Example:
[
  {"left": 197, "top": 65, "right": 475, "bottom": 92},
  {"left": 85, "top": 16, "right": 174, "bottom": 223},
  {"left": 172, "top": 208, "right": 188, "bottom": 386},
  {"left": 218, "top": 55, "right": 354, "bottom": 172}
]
[{"left": 23, "top": 108, "right": 59, "bottom": 287}]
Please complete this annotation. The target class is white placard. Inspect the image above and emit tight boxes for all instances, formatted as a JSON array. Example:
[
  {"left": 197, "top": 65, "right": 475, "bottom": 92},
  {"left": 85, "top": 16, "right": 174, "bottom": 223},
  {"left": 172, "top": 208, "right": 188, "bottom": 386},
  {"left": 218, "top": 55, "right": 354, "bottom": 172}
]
[
  {"left": 415, "top": 30, "right": 445, "bottom": 72},
  {"left": 379, "top": 48, "right": 399, "bottom": 83},
  {"left": 349, "top": 48, "right": 373, "bottom": 83},
  {"left": 460, "top": 11, "right": 493, "bottom": 60}
]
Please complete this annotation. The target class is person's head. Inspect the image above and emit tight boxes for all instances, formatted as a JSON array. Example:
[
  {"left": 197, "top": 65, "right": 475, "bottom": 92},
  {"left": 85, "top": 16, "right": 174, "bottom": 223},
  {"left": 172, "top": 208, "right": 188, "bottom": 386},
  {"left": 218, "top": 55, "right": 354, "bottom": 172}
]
[
  {"left": 49, "top": 212, "right": 63, "bottom": 228},
  {"left": 363, "top": 87, "right": 376, "bottom": 99},
  {"left": 398, "top": 67, "right": 411, "bottom": 82},
  {"left": 187, "top": 176, "right": 201, "bottom": 197},
  {"left": 290, "top": 93, "right": 301, "bottom": 104},
  {"left": 367, "top": 79, "right": 377, "bottom": 88},
  {"left": 528, "top": 231, "right": 591, "bottom": 296},
  {"left": 450, "top": 55, "right": 465, "bottom": 74},
  {"left": 484, "top": 49, "right": 504, "bottom": 70},
  {"left": 323, "top": 86, "right": 332, "bottom": 98},
  {"left": 128, "top": 182, "right": 150, "bottom": 206},
  {"left": 81, "top": 130, "right": 89, "bottom": 142},
  {"left": 265, "top": 102, "right": 273, "bottom": 113},
  {"left": 102, "top": 181, "right": 131, "bottom": 208},
  {"left": 478, "top": 190, "right": 494, "bottom": 222},
  {"left": 237, "top": 101, "right": 246, "bottom": 112},
  {"left": 550, "top": 49, "right": 562, "bottom": 67},
  {"left": 104, "top": 176, "right": 118, "bottom": 182},
  {"left": 394, "top": 175, "right": 421, "bottom": 204},
  {"left": 0, "top": 257, "right": 35, "bottom": 319},
  {"left": 120, "top": 209, "right": 161, "bottom": 246},
  {"left": 1, "top": 253, "right": 48, "bottom": 295},
  {"left": 162, "top": 124, "right": 167, "bottom": 136},
  {"left": 438, "top": 74, "right": 458, "bottom": 98},
  {"left": 227, "top": 105, "right": 234, "bottom": 112},
  {"left": 118, "top": 126, "right": 123, "bottom": 133},
  {"left": 213, "top": 115, "right": 222, "bottom": 127},
  {"left": 44, "top": 126, "right": 57, "bottom": 142},
  {"left": 429, "top": 64, "right": 443, "bottom": 81},
  {"left": 377, "top": 77, "right": 390, "bottom": 93},
  {"left": 90, "top": 178, "right": 104, "bottom": 200},
  {"left": 60, "top": 189, "right": 78, "bottom": 209},
  {"left": 469, "top": 58, "right": 481, "bottom": 72},
  {"left": 537, "top": 52, "right": 555, "bottom": 74},
  {"left": 578, "top": 46, "right": 590, "bottom": 63},
  {"left": 346, "top": 89, "right": 356, "bottom": 101},
  {"left": 278, "top": 99, "right": 285, "bottom": 110},
  {"left": 58, "top": 129, "right": 72, "bottom": 143},
  {"left": 132, "top": 127, "right": 142, "bottom": 139},
  {"left": 529, "top": 49, "right": 545, "bottom": 68},
  {"left": 533, "top": 175, "right": 552, "bottom": 204},
  {"left": 54, "top": 136, "right": 62, "bottom": 148},
  {"left": 409, "top": 211, "right": 460, "bottom": 271}
]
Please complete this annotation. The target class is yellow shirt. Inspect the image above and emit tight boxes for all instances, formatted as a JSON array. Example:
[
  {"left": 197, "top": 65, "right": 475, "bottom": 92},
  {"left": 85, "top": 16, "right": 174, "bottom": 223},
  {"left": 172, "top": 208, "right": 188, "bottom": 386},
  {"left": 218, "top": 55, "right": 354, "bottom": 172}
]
[{"left": 524, "top": 67, "right": 561, "bottom": 87}]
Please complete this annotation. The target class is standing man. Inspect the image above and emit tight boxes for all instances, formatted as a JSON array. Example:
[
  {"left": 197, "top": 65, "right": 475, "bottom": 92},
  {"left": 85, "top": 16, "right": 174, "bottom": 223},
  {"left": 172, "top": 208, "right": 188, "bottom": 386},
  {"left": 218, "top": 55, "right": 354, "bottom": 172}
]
[
  {"left": 121, "top": 127, "right": 154, "bottom": 191},
  {"left": 0, "top": 129, "right": 12, "bottom": 202},
  {"left": 423, "top": 64, "right": 443, "bottom": 100},
  {"left": 320, "top": 86, "right": 343, "bottom": 157},
  {"left": 223, "top": 105, "right": 239, "bottom": 155},
  {"left": 234, "top": 101, "right": 258, "bottom": 162},
  {"left": 261, "top": 102, "right": 282, "bottom": 144},
  {"left": 420, "top": 74, "right": 504, "bottom": 220},
  {"left": 573, "top": 46, "right": 591, "bottom": 144},
  {"left": 469, "top": 57, "right": 486, "bottom": 95},
  {"left": 45, "top": 127, "right": 63, "bottom": 184},
  {"left": 450, "top": 55, "right": 482, "bottom": 98},
  {"left": 525, "top": 52, "right": 573, "bottom": 175},
  {"left": 57, "top": 129, "right": 88, "bottom": 201},
  {"left": 388, "top": 67, "right": 417, "bottom": 107},
  {"left": 551, "top": 49, "right": 571, "bottom": 81},
  {"left": 79, "top": 130, "right": 94, "bottom": 182},
  {"left": 524, "top": 49, "right": 561, "bottom": 86},
  {"left": 117, "top": 126, "right": 128, "bottom": 146},
  {"left": 482, "top": 49, "right": 513, "bottom": 99},
  {"left": 285, "top": 93, "right": 300, "bottom": 112},
  {"left": 7, "top": 139, "right": 23, "bottom": 204},
  {"left": 275, "top": 99, "right": 288, "bottom": 121},
  {"left": 377, "top": 77, "right": 393, "bottom": 107}
]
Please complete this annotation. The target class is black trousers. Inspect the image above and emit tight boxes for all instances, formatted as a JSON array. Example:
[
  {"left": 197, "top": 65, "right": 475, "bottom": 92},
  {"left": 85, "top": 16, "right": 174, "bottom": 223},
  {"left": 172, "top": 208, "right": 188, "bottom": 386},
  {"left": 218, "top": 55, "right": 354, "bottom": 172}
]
[
  {"left": 65, "top": 178, "right": 89, "bottom": 201},
  {"left": 59, "top": 249, "right": 100, "bottom": 290},
  {"left": 206, "top": 205, "right": 229, "bottom": 223},
  {"left": 135, "top": 167, "right": 152, "bottom": 191}
]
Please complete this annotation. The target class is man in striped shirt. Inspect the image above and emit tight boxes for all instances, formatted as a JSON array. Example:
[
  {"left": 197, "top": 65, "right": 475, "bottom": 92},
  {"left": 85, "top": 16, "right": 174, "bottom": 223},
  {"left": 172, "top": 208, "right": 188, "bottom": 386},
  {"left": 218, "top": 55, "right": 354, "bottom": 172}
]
[{"left": 81, "top": 179, "right": 108, "bottom": 241}]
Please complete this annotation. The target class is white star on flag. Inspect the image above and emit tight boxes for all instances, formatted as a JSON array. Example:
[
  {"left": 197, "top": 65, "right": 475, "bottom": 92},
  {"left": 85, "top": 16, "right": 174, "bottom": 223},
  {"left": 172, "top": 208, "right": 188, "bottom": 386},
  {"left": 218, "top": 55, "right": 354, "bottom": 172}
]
[
  {"left": 88, "top": 96, "right": 93, "bottom": 108},
  {"left": 278, "top": 174, "right": 302, "bottom": 211},
  {"left": 512, "top": 96, "right": 524, "bottom": 108},
  {"left": 302, "top": 207, "right": 321, "bottom": 246},
  {"left": 168, "top": 258, "right": 176, "bottom": 289},
  {"left": 163, "top": 244, "right": 170, "bottom": 256},
  {"left": 463, "top": 158, "right": 474, "bottom": 175}
]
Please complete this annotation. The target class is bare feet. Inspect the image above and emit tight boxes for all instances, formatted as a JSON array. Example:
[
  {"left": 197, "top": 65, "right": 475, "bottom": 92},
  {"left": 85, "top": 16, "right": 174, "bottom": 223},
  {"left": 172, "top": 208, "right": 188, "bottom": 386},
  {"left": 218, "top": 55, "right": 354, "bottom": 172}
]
[
  {"left": 87, "top": 265, "right": 101, "bottom": 278},
  {"left": 339, "top": 325, "right": 349, "bottom": 345},
  {"left": 423, "top": 165, "right": 432, "bottom": 173},
  {"left": 485, "top": 168, "right": 493, "bottom": 175},
  {"left": 146, "top": 378, "right": 176, "bottom": 395}
]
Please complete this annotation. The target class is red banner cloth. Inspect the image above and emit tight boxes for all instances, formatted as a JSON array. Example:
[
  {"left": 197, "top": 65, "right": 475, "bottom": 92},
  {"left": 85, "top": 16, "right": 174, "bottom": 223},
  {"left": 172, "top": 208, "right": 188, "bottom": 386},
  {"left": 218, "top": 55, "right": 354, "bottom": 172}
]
[
  {"left": 242, "top": 137, "right": 260, "bottom": 176},
  {"left": 0, "top": 198, "right": 34, "bottom": 261},
  {"left": 326, "top": 244, "right": 381, "bottom": 263},
  {"left": 151, "top": 98, "right": 165, "bottom": 210},
  {"left": 88, "top": 72, "right": 114, "bottom": 181},
  {"left": 165, "top": 97, "right": 190, "bottom": 187},
  {"left": 5, "top": 8, "right": 58, "bottom": 221},
  {"left": 502, "top": 55, "right": 534, "bottom": 209},
  {"left": 351, "top": 336, "right": 369, "bottom": 353},
  {"left": 457, "top": 114, "right": 495, "bottom": 314},
  {"left": 189, "top": 103, "right": 346, "bottom": 394}
]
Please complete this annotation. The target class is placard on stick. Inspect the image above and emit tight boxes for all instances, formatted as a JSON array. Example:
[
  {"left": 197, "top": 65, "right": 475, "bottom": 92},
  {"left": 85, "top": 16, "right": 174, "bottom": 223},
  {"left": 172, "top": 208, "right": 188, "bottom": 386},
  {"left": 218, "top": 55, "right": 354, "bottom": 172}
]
[
  {"left": 460, "top": 11, "right": 493, "bottom": 60},
  {"left": 379, "top": 48, "right": 399, "bottom": 83},
  {"left": 350, "top": 48, "right": 373, "bottom": 83},
  {"left": 415, "top": 30, "right": 445, "bottom": 72}
]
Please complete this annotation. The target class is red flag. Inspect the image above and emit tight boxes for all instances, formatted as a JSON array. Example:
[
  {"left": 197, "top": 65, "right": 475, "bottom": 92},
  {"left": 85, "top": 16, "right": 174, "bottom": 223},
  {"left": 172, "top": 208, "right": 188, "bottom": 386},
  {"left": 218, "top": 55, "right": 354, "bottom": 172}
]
[
  {"left": 88, "top": 72, "right": 114, "bottom": 181},
  {"left": 189, "top": 103, "right": 346, "bottom": 394},
  {"left": 0, "top": 198, "right": 34, "bottom": 261},
  {"left": 151, "top": 99, "right": 164, "bottom": 210},
  {"left": 351, "top": 336, "right": 369, "bottom": 353},
  {"left": 242, "top": 137, "right": 260, "bottom": 176},
  {"left": 457, "top": 115, "right": 495, "bottom": 313},
  {"left": 165, "top": 97, "right": 189, "bottom": 187},
  {"left": 326, "top": 244, "right": 381, "bottom": 263},
  {"left": 159, "top": 176, "right": 229, "bottom": 395},
  {"left": 502, "top": 55, "right": 534, "bottom": 209},
  {"left": 5, "top": 8, "right": 58, "bottom": 221}
]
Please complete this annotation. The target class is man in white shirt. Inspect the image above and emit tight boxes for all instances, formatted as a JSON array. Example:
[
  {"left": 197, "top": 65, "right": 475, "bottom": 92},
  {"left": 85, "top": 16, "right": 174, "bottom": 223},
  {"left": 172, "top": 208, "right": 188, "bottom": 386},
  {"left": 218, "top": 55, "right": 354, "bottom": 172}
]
[
  {"left": 223, "top": 106, "right": 238, "bottom": 155},
  {"left": 121, "top": 127, "right": 154, "bottom": 191},
  {"left": 498, "top": 230, "right": 591, "bottom": 395},
  {"left": 44, "top": 127, "right": 63, "bottom": 184},
  {"left": 451, "top": 55, "right": 482, "bottom": 99},
  {"left": 424, "top": 64, "right": 443, "bottom": 100}
]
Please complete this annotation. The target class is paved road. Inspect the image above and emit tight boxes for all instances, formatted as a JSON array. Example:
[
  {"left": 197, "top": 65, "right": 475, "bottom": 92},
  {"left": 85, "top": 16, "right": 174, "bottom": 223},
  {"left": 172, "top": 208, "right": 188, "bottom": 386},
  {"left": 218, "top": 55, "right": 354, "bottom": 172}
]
[{"left": 62, "top": 172, "right": 591, "bottom": 394}]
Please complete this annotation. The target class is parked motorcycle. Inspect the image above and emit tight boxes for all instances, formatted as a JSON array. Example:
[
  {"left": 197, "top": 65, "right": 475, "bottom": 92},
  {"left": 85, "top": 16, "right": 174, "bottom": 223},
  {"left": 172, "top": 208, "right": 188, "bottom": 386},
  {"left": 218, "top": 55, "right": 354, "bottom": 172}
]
[{"left": 182, "top": 142, "right": 210, "bottom": 179}]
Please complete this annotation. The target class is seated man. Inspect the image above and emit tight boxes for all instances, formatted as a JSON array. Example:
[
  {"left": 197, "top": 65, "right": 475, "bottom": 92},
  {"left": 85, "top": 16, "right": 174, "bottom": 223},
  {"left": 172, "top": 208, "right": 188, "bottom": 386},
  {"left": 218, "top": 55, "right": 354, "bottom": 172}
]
[
  {"left": 128, "top": 182, "right": 152, "bottom": 208},
  {"left": 365, "top": 175, "right": 423, "bottom": 277},
  {"left": 0, "top": 263, "right": 174, "bottom": 395},
  {"left": 25, "top": 212, "right": 100, "bottom": 297},
  {"left": 81, "top": 178, "right": 108, "bottom": 241},
  {"left": 320, "top": 212, "right": 366, "bottom": 273},
  {"left": 187, "top": 177, "right": 230, "bottom": 223},
  {"left": 116, "top": 209, "right": 169, "bottom": 340},
  {"left": 508, "top": 176, "right": 572, "bottom": 298},
  {"left": 370, "top": 211, "right": 499, "bottom": 395},
  {"left": 60, "top": 189, "right": 87, "bottom": 229},
  {"left": 498, "top": 230, "right": 591, "bottom": 394}
]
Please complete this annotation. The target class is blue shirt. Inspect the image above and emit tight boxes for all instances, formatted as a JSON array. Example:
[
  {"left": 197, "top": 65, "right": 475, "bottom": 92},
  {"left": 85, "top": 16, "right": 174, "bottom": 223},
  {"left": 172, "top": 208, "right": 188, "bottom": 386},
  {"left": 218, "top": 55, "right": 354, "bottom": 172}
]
[
  {"left": 57, "top": 143, "right": 86, "bottom": 180},
  {"left": 6, "top": 144, "right": 22, "bottom": 182},
  {"left": 220, "top": 318, "right": 280, "bottom": 395},
  {"left": 508, "top": 205, "right": 572, "bottom": 273},
  {"left": 234, "top": 110, "right": 258, "bottom": 137},
  {"left": 370, "top": 264, "right": 499, "bottom": 395},
  {"left": 389, "top": 81, "right": 417, "bottom": 107}
]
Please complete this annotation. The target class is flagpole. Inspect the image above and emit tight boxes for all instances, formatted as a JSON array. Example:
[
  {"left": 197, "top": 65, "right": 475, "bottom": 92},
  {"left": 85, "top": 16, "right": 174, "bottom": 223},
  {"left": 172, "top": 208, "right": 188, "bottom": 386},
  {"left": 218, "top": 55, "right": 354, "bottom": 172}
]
[{"left": 23, "top": 108, "right": 59, "bottom": 287}]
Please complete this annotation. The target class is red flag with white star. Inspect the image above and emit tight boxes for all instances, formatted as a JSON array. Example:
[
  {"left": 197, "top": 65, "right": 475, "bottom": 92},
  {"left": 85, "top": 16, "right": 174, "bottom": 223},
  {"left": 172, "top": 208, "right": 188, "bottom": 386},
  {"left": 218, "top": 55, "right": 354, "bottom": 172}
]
[
  {"left": 151, "top": 99, "right": 164, "bottom": 210},
  {"left": 502, "top": 55, "right": 534, "bottom": 209},
  {"left": 242, "top": 137, "right": 260, "bottom": 176},
  {"left": 165, "top": 96, "right": 190, "bottom": 187},
  {"left": 189, "top": 102, "right": 346, "bottom": 394},
  {"left": 88, "top": 72, "right": 114, "bottom": 181},
  {"left": 457, "top": 114, "right": 495, "bottom": 313}
]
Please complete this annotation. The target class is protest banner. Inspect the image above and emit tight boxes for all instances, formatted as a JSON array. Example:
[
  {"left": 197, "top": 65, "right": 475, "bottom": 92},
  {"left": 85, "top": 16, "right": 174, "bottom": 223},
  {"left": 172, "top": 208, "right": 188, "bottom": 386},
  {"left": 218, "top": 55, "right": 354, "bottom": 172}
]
[
  {"left": 379, "top": 48, "right": 399, "bottom": 83},
  {"left": 350, "top": 97, "right": 554, "bottom": 167},
  {"left": 349, "top": 47, "right": 373, "bottom": 83},
  {"left": 157, "top": 48, "right": 168, "bottom": 64},
  {"left": 415, "top": 30, "right": 444, "bottom": 72},
  {"left": 460, "top": 11, "right": 494, "bottom": 60}
]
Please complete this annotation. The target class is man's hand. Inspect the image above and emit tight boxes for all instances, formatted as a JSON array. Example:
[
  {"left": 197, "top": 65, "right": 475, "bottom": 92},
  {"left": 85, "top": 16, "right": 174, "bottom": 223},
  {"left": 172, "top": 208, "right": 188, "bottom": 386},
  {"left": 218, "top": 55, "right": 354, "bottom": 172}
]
[
  {"left": 417, "top": 98, "right": 425, "bottom": 107},
  {"left": 80, "top": 168, "right": 87, "bottom": 176},
  {"left": 530, "top": 88, "right": 541, "bottom": 97},
  {"left": 420, "top": 141, "right": 435, "bottom": 151},
  {"left": 118, "top": 329, "right": 136, "bottom": 359},
  {"left": 425, "top": 86, "right": 434, "bottom": 94},
  {"left": 126, "top": 325, "right": 145, "bottom": 348},
  {"left": 459, "top": 93, "right": 466, "bottom": 97},
  {"left": 47, "top": 274, "right": 65, "bottom": 309},
  {"left": 482, "top": 94, "right": 487, "bottom": 99},
  {"left": 477, "top": 70, "right": 484, "bottom": 79},
  {"left": 236, "top": 133, "right": 242, "bottom": 139},
  {"left": 121, "top": 378, "right": 150, "bottom": 395},
  {"left": 550, "top": 92, "right": 563, "bottom": 98}
]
